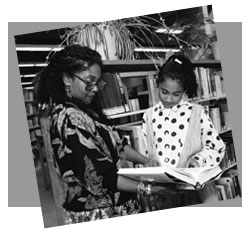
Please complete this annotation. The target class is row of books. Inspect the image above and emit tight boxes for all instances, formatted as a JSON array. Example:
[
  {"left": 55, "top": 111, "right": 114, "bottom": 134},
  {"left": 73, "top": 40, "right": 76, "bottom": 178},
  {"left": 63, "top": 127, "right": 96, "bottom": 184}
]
[
  {"left": 220, "top": 131, "right": 237, "bottom": 168},
  {"left": 27, "top": 116, "right": 40, "bottom": 129},
  {"left": 23, "top": 88, "right": 42, "bottom": 144},
  {"left": 195, "top": 67, "right": 225, "bottom": 99},
  {"left": 220, "top": 141, "right": 236, "bottom": 170},
  {"left": 23, "top": 89, "right": 34, "bottom": 101},
  {"left": 29, "top": 129, "right": 42, "bottom": 142},
  {"left": 25, "top": 102, "right": 37, "bottom": 115},
  {"left": 214, "top": 169, "right": 241, "bottom": 201},
  {"left": 203, "top": 102, "right": 230, "bottom": 133},
  {"left": 96, "top": 72, "right": 155, "bottom": 118}
]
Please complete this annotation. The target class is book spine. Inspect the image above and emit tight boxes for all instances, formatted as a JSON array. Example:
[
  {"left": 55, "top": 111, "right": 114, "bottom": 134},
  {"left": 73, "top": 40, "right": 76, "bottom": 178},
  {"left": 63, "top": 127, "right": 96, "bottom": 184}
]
[
  {"left": 198, "top": 67, "right": 210, "bottom": 99},
  {"left": 100, "top": 73, "right": 126, "bottom": 116},
  {"left": 209, "top": 107, "right": 222, "bottom": 133},
  {"left": 206, "top": 68, "right": 213, "bottom": 98},
  {"left": 209, "top": 70, "right": 217, "bottom": 97},
  {"left": 213, "top": 73, "right": 223, "bottom": 97},
  {"left": 115, "top": 73, "right": 130, "bottom": 112},
  {"left": 146, "top": 73, "right": 159, "bottom": 106},
  {"left": 195, "top": 67, "right": 202, "bottom": 99}
]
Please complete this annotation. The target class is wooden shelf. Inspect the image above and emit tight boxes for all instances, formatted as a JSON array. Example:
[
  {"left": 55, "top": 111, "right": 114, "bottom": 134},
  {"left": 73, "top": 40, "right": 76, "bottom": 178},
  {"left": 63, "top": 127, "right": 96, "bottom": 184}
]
[
  {"left": 191, "top": 59, "right": 221, "bottom": 68},
  {"left": 108, "top": 109, "right": 146, "bottom": 119},
  {"left": 29, "top": 125, "right": 41, "bottom": 131},
  {"left": 25, "top": 100, "right": 35, "bottom": 104},
  {"left": 27, "top": 113, "right": 38, "bottom": 119},
  {"left": 193, "top": 95, "right": 227, "bottom": 103},
  {"left": 219, "top": 128, "right": 231, "bottom": 134},
  {"left": 116, "top": 120, "right": 143, "bottom": 129}
]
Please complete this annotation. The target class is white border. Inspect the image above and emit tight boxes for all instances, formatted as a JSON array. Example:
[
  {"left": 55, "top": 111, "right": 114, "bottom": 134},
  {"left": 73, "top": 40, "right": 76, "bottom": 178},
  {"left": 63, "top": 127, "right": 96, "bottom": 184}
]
[{"left": 3, "top": 0, "right": 246, "bottom": 233}]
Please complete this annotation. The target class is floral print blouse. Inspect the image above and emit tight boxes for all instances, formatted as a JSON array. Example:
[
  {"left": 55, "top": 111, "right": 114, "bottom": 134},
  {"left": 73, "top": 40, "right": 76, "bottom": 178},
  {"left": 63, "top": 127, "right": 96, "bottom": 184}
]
[
  {"left": 142, "top": 100, "right": 226, "bottom": 168},
  {"left": 50, "top": 101, "right": 139, "bottom": 215}
]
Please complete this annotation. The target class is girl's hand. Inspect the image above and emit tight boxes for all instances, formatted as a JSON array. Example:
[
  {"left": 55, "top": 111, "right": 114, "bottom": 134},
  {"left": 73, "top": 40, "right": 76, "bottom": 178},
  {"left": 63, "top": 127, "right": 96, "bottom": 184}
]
[
  {"left": 185, "top": 157, "right": 200, "bottom": 168},
  {"left": 144, "top": 158, "right": 161, "bottom": 167}
]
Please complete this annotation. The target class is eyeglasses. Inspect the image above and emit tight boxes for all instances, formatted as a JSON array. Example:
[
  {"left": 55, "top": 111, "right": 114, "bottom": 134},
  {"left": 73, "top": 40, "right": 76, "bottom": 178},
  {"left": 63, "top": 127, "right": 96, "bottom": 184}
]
[{"left": 73, "top": 74, "right": 106, "bottom": 91}]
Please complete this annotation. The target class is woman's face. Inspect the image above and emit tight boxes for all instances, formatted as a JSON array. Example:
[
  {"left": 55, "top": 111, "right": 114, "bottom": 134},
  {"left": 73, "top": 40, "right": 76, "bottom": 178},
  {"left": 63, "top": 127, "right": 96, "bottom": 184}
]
[
  {"left": 158, "top": 77, "right": 184, "bottom": 108},
  {"left": 68, "top": 63, "right": 102, "bottom": 105}
]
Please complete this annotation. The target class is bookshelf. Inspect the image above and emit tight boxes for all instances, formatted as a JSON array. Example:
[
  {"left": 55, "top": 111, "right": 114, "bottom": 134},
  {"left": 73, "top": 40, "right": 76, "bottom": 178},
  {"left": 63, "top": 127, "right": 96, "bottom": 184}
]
[
  {"left": 19, "top": 57, "right": 241, "bottom": 208},
  {"left": 22, "top": 87, "right": 50, "bottom": 189},
  {"left": 97, "top": 59, "right": 241, "bottom": 205}
]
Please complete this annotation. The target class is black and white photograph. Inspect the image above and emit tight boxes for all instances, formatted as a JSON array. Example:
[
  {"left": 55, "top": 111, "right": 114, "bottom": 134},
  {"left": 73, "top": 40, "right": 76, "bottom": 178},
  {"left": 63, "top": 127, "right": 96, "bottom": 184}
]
[{"left": 12, "top": 4, "right": 242, "bottom": 229}]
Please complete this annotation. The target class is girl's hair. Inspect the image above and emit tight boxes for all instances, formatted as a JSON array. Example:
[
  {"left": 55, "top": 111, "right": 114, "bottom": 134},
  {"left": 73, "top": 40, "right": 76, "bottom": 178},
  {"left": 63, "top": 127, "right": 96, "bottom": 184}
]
[
  {"left": 35, "top": 44, "right": 103, "bottom": 105},
  {"left": 157, "top": 54, "right": 198, "bottom": 98}
]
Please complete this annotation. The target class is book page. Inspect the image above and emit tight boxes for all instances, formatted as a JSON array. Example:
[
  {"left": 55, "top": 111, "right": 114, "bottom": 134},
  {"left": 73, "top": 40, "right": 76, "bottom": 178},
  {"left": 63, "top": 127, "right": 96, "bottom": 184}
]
[
  {"left": 118, "top": 165, "right": 223, "bottom": 187},
  {"left": 118, "top": 166, "right": 194, "bottom": 185}
]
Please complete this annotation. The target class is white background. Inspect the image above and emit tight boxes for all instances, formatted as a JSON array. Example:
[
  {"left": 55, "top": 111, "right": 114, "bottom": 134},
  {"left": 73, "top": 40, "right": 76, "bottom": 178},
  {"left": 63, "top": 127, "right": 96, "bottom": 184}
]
[{"left": 3, "top": 0, "right": 246, "bottom": 232}]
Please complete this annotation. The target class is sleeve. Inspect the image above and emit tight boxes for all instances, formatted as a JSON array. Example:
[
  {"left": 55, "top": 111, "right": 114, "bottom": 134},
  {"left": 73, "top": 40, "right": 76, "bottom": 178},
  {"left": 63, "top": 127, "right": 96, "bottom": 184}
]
[
  {"left": 191, "top": 109, "right": 226, "bottom": 167},
  {"left": 111, "top": 126, "right": 129, "bottom": 152},
  {"left": 51, "top": 110, "right": 119, "bottom": 198}
]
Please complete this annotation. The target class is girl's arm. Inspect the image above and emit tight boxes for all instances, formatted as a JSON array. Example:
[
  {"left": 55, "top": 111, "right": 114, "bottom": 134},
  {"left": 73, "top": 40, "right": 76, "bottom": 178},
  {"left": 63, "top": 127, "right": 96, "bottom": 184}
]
[{"left": 189, "top": 109, "right": 226, "bottom": 167}]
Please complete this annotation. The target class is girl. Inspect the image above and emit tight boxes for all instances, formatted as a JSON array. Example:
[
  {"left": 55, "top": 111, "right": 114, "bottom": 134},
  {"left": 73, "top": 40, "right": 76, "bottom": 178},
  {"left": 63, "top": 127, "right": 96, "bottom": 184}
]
[
  {"left": 141, "top": 54, "right": 226, "bottom": 209},
  {"left": 142, "top": 54, "right": 226, "bottom": 168}
]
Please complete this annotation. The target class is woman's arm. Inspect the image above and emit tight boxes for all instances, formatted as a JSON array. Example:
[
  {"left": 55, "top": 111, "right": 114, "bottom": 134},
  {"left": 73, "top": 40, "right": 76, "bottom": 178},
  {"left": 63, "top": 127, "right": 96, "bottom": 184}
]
[
  {"left": 117, "top": 175, "right": 139, "bottom": 192},
  {"left": 123, "top": 145, "right": 160, "bottom": 167},
  {"left": 117, "top": 174, "right": 177, "bottom": 194}
]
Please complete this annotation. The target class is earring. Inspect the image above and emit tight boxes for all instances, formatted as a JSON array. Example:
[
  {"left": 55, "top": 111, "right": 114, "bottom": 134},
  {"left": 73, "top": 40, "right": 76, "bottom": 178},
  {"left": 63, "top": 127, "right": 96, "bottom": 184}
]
[{"left": 65, "top": 85, "right": 72, "bottom": 98}]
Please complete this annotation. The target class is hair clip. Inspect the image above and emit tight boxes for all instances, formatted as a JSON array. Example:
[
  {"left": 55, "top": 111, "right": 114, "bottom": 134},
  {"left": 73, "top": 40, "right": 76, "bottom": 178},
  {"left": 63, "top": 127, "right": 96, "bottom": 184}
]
[{"left": 174, "top": 58, "right": 182, "bottom": 64}]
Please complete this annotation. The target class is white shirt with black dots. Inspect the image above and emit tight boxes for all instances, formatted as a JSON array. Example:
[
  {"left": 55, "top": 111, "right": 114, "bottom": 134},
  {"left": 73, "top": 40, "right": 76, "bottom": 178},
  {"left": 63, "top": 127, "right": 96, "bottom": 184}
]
[{"left": 142, "top": 100, "right": 226, "bottom": 168}]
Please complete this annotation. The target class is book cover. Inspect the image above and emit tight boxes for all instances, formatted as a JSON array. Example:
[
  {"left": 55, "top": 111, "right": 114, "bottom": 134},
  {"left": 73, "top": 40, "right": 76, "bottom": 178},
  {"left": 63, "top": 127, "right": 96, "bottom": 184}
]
[
  {"left": 115, "top": 73, "right": 130, "bottom": 112},
  {"left": 215, "top": 177, "right": 234, "bottom": 199},
  {"left": 194, "top": 67, "right": 203, "bottom": 99},
  {"left": 146, "top": 74, "right": 159, "bottom": 106},
  {"left": 118, "top": 165, "right": 223, "bottom": 189},
  {"left": 98, "top": 73, "right": 126, "bottom": 116},
  {"left": 209, "top": 106, "right": 222, "bottom": 133},
  {"left": 198, "top": 67, "right": 210, "bottom": 99}
]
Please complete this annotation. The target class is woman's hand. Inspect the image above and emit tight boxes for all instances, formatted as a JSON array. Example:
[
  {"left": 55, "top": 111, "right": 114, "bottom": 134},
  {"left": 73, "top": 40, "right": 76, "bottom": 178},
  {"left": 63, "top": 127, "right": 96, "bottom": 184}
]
[{"left": 151, "top": 184, "right": 178, "bottom": 195}]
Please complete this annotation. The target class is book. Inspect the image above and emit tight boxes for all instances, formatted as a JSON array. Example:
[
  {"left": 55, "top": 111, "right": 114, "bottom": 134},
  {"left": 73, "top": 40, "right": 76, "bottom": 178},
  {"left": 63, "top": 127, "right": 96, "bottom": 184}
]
[
  {"left": 213, "top": 73, "right": 223, "bottom": 97},
  {"left": 97, "top": 73, "right": 126, "bottom": 116},
  {"left": 146, "top": 73, "right": 159, "bottom": 106},
  {"left": 118, "top": 165, "right": 224, "bottom": 190},
  {"left": 215, "top": 184, "right": 228, "bottom": 200},
  {"left": 198, "top": 67, "right": 210, "bottom": 99},
  {"left": 209, "top": 106, "right": 222, "bottom": 133},
  {"left": 115, "top": 73, "right": 130, "bottom": 112},
  {"left": 215, "top": 177, "right": 234, "bottom": 199}
]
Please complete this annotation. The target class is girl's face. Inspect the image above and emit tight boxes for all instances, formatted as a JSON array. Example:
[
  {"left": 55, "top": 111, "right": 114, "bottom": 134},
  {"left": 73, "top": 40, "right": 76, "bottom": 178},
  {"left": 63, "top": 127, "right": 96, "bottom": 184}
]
[
  {"left": 158, "top": 77, "right": 184, "bottom": 108},
  {"left": 67, "top": 63, "right": 102, "bottom": 105}
]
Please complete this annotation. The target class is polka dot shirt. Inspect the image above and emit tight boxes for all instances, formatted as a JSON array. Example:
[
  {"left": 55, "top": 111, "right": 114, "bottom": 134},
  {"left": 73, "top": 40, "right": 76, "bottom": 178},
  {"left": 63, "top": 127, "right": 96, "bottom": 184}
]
[{"left": 142, "top": 100, "right": 226, "bottom": 168}]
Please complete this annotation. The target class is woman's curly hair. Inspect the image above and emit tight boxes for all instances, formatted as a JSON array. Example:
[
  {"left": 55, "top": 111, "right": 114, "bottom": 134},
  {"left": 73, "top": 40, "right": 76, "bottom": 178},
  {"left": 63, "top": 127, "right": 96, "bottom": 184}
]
[
  {"left": 157, "top": 54, "right": 198, "bottom": 98},
  {"left": 35, "top": 44, "right": 103, "bottom": 105}
]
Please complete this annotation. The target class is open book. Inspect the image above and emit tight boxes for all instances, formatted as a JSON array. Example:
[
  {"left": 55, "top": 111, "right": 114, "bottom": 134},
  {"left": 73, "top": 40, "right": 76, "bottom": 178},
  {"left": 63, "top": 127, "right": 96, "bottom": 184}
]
[{"left": 118, "top": 165, "right": 224, "bottom": 190}]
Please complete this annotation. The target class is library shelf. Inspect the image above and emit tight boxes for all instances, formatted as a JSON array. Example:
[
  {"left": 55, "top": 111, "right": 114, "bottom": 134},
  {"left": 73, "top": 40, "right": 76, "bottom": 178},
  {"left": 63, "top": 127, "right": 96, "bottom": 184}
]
[
  {"left": 195, "top": 95, "right": 227, "bottom": 103},
  {"left": 29, "top": 125, "right": 41, "bottom": 132},
  {"left": 108, "top": 109, "right": 147, "bottom": 119},
  {"left": 219, "top": 128, "right": 231, "bottom": 135}
]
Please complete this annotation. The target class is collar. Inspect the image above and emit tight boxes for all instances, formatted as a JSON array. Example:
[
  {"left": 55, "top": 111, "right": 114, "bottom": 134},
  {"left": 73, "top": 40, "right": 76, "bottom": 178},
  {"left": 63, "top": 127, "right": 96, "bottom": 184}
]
[{"left": 157, "top": 99, "right": 188, "bottom": 113}]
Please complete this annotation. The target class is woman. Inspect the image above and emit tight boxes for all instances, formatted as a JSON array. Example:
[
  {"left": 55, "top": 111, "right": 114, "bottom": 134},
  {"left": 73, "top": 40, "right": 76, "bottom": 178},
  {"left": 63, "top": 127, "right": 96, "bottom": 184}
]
[{"left": 35, "top": 44, "right": 161, "bottom": 224}]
